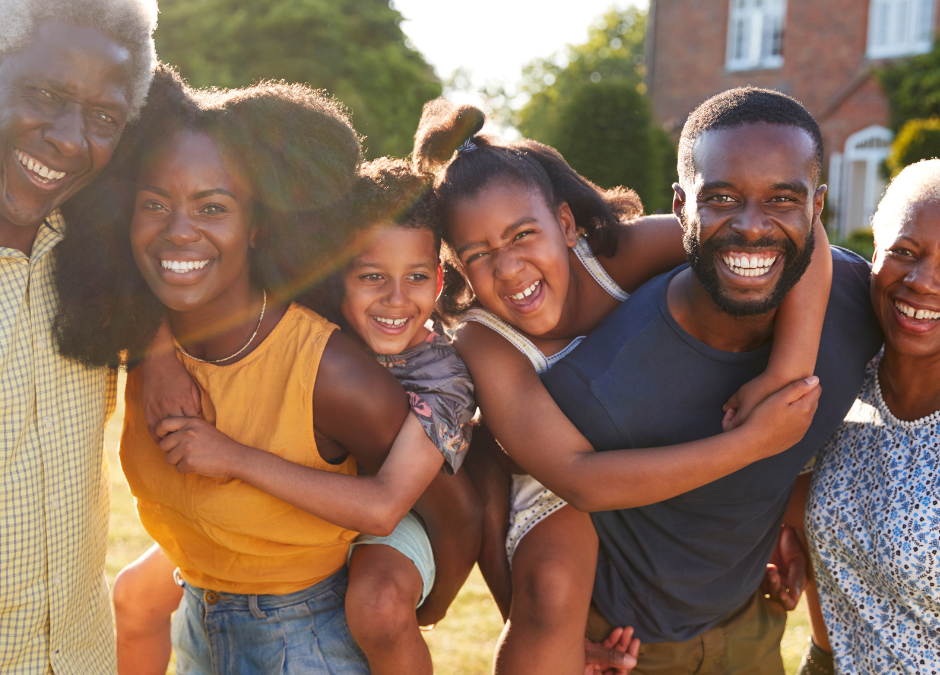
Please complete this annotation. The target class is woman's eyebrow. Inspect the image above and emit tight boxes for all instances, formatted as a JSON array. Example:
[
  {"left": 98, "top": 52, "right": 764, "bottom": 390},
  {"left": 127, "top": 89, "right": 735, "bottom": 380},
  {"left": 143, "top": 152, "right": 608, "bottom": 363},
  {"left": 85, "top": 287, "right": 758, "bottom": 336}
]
[
  {"left": 138, "top": 184, "right": 169, "bottom": 197},
  {"left": 194, "top": 188, "right": 236, "bottom": 200}
]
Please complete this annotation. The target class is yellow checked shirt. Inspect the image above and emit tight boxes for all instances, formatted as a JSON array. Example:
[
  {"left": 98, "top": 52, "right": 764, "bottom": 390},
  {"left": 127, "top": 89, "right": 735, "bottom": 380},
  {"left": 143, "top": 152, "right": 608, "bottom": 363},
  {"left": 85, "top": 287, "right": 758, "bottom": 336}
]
[{"left": 0, "top": 211, "right": 117, "bottom": 674}]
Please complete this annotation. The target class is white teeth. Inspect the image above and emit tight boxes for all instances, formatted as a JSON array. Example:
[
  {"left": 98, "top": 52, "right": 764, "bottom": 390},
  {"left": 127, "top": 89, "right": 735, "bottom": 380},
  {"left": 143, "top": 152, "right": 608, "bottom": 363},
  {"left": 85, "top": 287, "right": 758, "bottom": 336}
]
[
  {"left": 509, "top": 280, "right": 540, "bottom": 300},
  {"left": 895, "top": 301, "right": 940, "bottom": 321},
  {"left": 721, "top": 254, "right": 778, "bottom": 277},
  {"left": 373, "top": 316, "right": 409, "bottom": 327},
  {"left": 14, "top": 149, "right": 66, "bottom": 183},
  {"left": 160, "top": 259, "right": 210, "bottom": 273}
]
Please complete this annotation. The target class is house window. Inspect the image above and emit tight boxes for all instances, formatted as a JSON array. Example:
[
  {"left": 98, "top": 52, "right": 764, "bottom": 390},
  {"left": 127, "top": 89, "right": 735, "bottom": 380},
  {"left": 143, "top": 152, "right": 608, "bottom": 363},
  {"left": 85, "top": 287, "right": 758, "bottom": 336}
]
[
  {"left": 726, "top": 0, "right": 787, "bottom": 71},
  {"left": 867, "top": 0, "right": 935, "bottom": 59},
  {"left": 829, "top": 126, "right": 893, "bottom": 239}
]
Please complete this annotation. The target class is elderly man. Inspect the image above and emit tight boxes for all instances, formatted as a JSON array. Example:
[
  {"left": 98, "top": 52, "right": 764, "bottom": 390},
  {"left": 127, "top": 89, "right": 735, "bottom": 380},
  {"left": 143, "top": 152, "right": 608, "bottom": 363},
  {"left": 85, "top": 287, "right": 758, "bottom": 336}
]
[
  {"left": 541, "top": 87, "right": 883, "bottom": 674},
  {"left": 0, "top": 1, "right": 157, "bottom": 671}
]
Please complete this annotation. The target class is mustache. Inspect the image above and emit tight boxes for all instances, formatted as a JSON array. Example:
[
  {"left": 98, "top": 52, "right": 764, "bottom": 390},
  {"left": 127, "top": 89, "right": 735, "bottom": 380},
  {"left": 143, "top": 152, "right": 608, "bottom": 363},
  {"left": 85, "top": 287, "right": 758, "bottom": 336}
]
[{"left": 701, "top": 234, "right": 789, "bottom": 252}]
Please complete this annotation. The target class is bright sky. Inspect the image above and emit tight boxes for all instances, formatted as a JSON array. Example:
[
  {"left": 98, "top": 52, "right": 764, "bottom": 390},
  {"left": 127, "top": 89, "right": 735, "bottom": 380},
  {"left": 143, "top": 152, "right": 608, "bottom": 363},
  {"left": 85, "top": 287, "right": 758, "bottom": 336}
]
[{"left": 393, "top": 0, "right": 647, "bottom": 102}]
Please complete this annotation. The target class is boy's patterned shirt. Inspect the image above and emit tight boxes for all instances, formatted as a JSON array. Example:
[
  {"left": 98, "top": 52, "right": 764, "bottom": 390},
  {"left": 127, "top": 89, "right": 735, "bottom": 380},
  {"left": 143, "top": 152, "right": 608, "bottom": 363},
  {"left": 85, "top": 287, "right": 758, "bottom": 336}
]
[
  {"left": 0, "top": 211, "right": 118, "bottom": 674},
  {"left": 373, "top": 329, "right": 475, "bottom": 474}
]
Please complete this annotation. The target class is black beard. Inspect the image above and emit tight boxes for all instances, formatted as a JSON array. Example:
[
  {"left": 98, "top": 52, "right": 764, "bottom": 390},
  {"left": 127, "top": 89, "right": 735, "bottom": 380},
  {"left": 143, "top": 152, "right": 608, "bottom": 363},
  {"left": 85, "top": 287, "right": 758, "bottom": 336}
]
[{"left": 683, "top": 223, "right": 816, "bottom": 317}]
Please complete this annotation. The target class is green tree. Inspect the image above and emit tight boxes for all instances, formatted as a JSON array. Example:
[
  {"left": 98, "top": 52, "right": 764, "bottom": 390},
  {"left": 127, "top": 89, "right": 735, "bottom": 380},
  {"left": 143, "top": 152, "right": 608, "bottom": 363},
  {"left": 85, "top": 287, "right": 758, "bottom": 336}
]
[
  {"left": 886, "top": 117, "right": 940, "bottom": 176},
  {"left": 878, "top": 44, "right": 940, "bottom": 131},
  {"left": 154, "top": 0, "right": 442, "bottom": 158},
  {"left": 512, "top": 6, "right": 676, "bottom": 212}
]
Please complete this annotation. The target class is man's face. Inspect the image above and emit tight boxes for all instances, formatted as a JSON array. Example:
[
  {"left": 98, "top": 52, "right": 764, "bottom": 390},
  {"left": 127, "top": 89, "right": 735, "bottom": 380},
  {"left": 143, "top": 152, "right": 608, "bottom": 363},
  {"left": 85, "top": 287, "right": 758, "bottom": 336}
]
[
  {"left": 674, "top": 122, "right": 825, "bottom": 316},
  {"left": 0, "top": 20, "right": 133, "bottom": 233}
]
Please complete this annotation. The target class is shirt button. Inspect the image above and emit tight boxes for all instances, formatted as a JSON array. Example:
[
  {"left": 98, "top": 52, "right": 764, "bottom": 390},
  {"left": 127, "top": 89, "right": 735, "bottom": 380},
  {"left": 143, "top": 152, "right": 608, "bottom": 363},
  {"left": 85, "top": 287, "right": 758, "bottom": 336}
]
[
  {"left": 204, "top": 590, "right": 220, "bottom": 605},
  {"left": 44, "top": 416, "right": 53, "bottom": 429},
  {"left": 50, "top": 497, "right": 59, "bottom": 510},
  {"left": 54, "top": 572, "right": 61, "bottom": 586}
]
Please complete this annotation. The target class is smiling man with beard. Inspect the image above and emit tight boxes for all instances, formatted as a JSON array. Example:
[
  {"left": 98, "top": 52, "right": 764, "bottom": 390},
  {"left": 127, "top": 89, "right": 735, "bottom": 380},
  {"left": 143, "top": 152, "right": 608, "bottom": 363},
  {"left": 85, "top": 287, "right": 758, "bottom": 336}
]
[
  {"left": 540, "top": 87, "right": 883, "bottom": 674},
  {"left": 0, "top": 1, "right": 156, "bottom": 672}
]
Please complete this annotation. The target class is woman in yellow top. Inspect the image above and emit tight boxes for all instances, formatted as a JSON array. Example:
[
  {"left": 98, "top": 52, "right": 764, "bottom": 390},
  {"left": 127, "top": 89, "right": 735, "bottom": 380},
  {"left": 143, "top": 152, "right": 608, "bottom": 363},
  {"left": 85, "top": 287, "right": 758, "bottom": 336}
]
[{"left": 54, "top": 67, "right": 479, "bottom": 674}]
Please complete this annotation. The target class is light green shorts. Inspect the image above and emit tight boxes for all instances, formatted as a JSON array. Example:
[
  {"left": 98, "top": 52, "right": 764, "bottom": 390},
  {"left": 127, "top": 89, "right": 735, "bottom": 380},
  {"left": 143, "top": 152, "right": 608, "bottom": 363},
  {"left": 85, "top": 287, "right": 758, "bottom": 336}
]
[{"left": 347, "top": 511, "right": 436, "bottom": 607}]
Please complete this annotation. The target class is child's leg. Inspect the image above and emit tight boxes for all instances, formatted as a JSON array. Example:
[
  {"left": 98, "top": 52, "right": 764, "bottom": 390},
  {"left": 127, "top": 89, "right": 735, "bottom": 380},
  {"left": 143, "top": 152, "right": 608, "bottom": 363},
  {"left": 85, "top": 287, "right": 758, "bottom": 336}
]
[
  {"left": 346, "top": 543, "right": 431, "bottom": 675},
  {"left": 462, "top": 423, "right": 514, "bottom": 620},
  {"left": 495, "top": 505, "right": 598, "bottom": 675},
  {"left": 113, "top": 544, "right": 184, "bottom": 675}
]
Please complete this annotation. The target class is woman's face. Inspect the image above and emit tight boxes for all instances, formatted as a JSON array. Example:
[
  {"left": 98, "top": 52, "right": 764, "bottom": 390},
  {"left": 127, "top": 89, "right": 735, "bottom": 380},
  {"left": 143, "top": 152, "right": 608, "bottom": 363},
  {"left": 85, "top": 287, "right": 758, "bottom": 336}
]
[
  {"left": 447, "top": 181, "right": 578, "bottom": 337},
  {"left": 871, "top": 200, "right": 940, "bottom": 360},
  {"left": 130, "top": 130, "right": 256, "bottom": 315}
]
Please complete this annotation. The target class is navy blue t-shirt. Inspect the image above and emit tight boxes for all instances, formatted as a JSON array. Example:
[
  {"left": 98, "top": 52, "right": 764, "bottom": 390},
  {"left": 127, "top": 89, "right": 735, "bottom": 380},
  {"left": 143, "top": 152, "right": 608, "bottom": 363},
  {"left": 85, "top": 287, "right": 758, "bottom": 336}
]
[{"left": 540, "top": 247, "right": 882, "bottom": 643}]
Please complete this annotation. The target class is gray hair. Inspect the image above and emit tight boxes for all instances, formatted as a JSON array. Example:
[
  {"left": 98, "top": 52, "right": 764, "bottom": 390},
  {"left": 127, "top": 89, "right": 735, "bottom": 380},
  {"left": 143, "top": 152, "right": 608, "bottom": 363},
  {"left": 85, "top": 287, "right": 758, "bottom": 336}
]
[
  {"left": 872, "top": 159, "right": 940, "bottom": 246},
  {"left": 0, "top": 0, "right": 158, "bottom": 120}
]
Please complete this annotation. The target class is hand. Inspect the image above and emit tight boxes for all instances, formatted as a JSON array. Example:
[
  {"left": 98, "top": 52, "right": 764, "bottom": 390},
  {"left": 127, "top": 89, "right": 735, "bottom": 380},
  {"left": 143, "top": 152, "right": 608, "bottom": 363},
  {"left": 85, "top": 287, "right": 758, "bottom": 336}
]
[
  {"left": 142, "top": 350, "right": 202, "bottom": 442},
  {"left": 584, "top": 626, "right": 640, "bottom": 675},
  {"left": 761, "top": 525, "right": 807, "bottom": 610},
  {"left": 156, "top": 417, "right": 245, "bottom": 479},
  {"left": 738, "top": 376, "right": 821, "bottom": 459},
  {"left": 723, "top": 372, "right": 778, "bottom": 431}
]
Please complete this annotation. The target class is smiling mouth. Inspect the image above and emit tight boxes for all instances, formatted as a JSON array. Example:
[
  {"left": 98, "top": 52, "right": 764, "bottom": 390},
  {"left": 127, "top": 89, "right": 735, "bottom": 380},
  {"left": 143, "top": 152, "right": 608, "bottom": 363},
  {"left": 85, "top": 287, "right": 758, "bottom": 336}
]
[
  {"left": 895, "top": 300, "right": 940, "bottom": 322},
  {"left": 373, "top": 316, "right": 411, "bottom": 328},
  {"left": 720, "top": 252, "right": 779, "bottom": 278},
  {"left": 508, "top": 280, "right": 540, "bottom": 301},
  {"left": 161, "top": 259, "right": 211, "bottom": 273},
  {"left": 14, "top": 149, "right": 66, "bottom": 185}
]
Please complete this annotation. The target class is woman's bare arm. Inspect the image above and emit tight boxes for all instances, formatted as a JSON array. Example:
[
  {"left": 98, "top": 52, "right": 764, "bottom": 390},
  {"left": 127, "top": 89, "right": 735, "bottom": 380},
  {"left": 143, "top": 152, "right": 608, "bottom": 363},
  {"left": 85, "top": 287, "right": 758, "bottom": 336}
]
[
  {"left": 454, "top": 322, "right": 821, "bottom": 513},
  {"left": 158, "top": 331, "right": 445, "bottom": 536}
]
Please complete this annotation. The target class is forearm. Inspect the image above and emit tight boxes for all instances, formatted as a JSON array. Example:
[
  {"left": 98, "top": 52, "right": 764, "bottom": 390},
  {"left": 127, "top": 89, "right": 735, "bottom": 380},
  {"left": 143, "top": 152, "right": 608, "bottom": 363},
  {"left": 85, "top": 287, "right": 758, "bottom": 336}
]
[
  {"left": 767, "top": 219, "right": 831, "bottom": 382},
  {"left": 542, "top": 426, "right": 764, "bottom": 512},
  {"left": 413, "top": 469, "right": 483, "bottom": 625},
  {"left": 229, "top": 446, "right": 413, "bottom": 536}
]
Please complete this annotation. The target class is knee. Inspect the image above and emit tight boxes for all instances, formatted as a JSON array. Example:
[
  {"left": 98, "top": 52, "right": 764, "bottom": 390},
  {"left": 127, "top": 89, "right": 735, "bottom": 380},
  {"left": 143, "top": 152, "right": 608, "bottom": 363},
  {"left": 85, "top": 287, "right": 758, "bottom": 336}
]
[
  {"left": 346, "top": 574, "right": 418, "bottom": 650},
  {"left": 513, "top": 562, "right": 586, "bottom": 628},
  {"left": 113, "top": 566, "right": 149, "bottom": 628}
]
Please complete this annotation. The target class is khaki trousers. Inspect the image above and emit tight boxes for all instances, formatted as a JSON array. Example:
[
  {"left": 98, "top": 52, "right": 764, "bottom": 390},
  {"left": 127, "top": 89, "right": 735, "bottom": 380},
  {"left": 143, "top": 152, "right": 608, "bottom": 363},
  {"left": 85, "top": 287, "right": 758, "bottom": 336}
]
[{"left": 586, "top": 591, "right": 787, "bottom": 675}]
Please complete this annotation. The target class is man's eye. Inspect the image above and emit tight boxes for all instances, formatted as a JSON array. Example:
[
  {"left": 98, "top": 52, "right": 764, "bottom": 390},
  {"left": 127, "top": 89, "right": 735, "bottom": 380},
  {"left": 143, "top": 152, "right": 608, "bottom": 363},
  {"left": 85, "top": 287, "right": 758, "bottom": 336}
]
[
  {"left": 37, "top": 89, "right": 57, "bottom": 101},
  {"left": 708, "top": 195, "right": 736, "bottom": 203},
  {"left": 92, "top": 110, "right": 115, "bottom": 124},
  {"left": 408, "top": 273, "right": 430, "bottom": 282},
  {"left": 360, "top": 273, "right": 383, "bottom": 282},
  {"left": 200, "top": 203, "right": 227, "bottom": 215},
  {"left": 513, "top": 230, "right": 535, "bottom": 242},
  {"left": 889, "top": 247, "right": 914, "bottom": 257}
]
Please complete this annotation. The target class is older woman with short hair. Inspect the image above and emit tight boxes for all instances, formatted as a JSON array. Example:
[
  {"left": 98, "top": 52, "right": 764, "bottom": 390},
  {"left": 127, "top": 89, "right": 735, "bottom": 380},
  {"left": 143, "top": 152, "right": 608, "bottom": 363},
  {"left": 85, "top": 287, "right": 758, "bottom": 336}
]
[{"left": 805, "top": 159, "right": 940, "bottom": 674}]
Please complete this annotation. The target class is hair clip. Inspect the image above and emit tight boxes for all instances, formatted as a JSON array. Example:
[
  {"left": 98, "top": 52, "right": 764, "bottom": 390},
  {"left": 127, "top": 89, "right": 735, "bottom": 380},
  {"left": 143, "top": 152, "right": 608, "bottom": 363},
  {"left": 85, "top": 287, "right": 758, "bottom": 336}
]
[{"left": 457, "top": 138, "right": 477, "bottom": 155}]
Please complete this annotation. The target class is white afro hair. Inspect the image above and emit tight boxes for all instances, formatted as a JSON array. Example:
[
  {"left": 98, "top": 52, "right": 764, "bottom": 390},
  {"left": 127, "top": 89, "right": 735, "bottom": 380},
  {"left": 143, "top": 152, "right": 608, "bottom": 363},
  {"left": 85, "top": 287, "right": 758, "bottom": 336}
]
[
  {"left": 872, "top": 159, "right": 940, "bottom": 246},
  {"left": 0, "top": 0, "right": 158, "bottom": 120}
]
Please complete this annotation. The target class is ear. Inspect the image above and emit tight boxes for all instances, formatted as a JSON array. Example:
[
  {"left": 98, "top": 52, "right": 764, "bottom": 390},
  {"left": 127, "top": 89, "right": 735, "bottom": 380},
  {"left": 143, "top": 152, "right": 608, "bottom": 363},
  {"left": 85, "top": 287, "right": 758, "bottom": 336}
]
[
  {"left": 249, "top": 227, "right": 258, "bottom": 249},
  {"left": 436, "top": 265, "right": 444, "bottom": 300},
  {"left": 556, "top": 201, "right": 579, "bottom": 247},
  {"left": 672, "top": 183, "right": 686, "bottom": 223},
  {"left": 813, "top": 185, "right": 828, "bottom": 224}
]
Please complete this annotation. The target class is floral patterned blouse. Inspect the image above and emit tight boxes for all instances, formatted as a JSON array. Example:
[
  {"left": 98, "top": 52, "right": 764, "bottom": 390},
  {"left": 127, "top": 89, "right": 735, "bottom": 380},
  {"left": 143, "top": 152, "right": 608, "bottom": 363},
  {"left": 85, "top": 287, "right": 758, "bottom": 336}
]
[
  {"left": 373, "top": 329, "right": 475, "bottom": 474},
  {"left": 807, "top": 352, "right": 940, "bottom": 674}
]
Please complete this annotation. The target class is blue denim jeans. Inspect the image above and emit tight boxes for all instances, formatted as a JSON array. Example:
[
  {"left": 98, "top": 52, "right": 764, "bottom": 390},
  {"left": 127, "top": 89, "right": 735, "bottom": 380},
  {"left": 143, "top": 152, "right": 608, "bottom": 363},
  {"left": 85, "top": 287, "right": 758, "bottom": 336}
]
[{"left": 172, "top": 567, "right": 369, "bottom": 675}]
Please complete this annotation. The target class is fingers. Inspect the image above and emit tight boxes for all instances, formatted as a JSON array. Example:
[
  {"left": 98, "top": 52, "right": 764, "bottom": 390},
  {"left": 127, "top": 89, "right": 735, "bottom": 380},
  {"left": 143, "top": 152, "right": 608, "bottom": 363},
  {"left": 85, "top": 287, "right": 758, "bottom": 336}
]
[
  {"left": 722, "top": 408, "right": 736, "bottom": 432},
  {"left": 187, "top": 384, "right": 203, "bottom": 417},
  {"left": 156, "top": 416, "right": 190, "bottom": 439}
]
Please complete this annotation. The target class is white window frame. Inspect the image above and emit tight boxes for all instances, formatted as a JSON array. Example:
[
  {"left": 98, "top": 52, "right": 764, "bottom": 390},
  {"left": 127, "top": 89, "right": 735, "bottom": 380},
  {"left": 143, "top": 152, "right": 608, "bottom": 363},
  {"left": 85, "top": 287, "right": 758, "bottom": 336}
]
[
  {"left": 831, "top": 125, "right": 893, "bottom": 238},
  {"left": 726, "top": 0, "right": 787, "bottom": 71},
  {"left": 867, "top": 0, "right": 935, "bottom": 59}
]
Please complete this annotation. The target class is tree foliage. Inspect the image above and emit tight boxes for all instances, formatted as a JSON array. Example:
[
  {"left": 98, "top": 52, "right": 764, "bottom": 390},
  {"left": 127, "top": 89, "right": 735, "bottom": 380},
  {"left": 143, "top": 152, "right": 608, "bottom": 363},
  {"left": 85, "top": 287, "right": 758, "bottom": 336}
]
[
  {"left": 153, "top": 0, "right": 442, "bottom": 158},
  {"left": 512, "top": 7, "right": 676, "bottom": 212},
  {"left": 886, "top": 117, "right": 940, "bottom": 177},
  {"left": 878, "top": 44, "right": 940, "bottom": 132}
]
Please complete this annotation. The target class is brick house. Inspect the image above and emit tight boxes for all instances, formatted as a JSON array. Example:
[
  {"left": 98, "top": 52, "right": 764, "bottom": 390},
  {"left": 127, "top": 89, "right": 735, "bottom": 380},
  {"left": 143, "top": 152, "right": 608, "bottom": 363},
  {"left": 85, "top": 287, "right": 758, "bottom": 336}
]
[{"left": 645, "top": 0, "right": 939, "bottom": 236}]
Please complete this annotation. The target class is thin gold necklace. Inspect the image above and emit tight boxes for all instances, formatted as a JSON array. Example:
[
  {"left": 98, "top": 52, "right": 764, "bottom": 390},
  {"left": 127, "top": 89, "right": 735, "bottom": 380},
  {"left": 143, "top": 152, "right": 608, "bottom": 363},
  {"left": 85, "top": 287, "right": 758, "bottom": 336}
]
[{"left": 176, "top": 290, "right": 267, "bottom": 364}]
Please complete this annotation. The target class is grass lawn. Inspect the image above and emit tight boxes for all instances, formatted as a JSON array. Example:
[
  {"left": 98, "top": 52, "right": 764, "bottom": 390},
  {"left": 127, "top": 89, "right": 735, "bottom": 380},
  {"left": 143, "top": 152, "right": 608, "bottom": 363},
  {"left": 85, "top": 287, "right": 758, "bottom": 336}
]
[{"left": 104, "top": 373, "right": 810, "bottom": 674}]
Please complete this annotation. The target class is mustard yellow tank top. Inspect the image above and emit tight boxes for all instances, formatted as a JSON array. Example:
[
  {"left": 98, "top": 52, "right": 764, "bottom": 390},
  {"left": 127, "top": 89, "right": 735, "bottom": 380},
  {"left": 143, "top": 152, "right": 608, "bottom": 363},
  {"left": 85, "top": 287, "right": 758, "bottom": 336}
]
[{"left": 120, "top": 304, "right": 358, "bottom": 595}]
